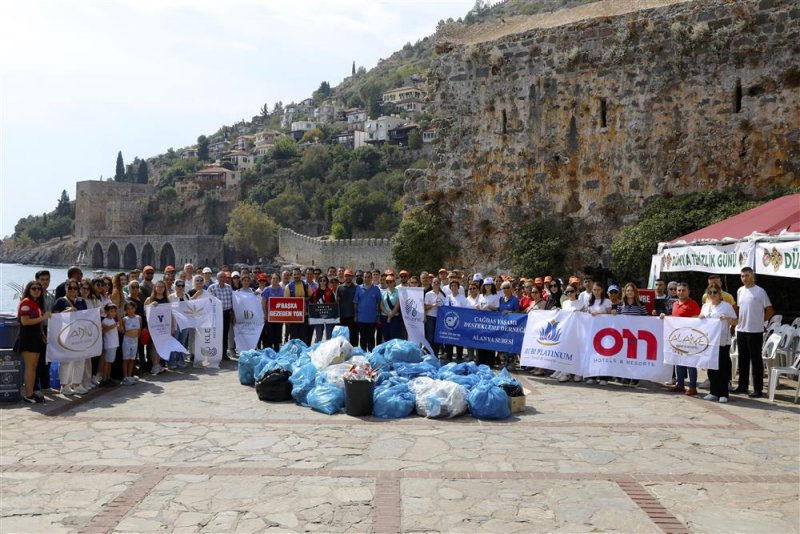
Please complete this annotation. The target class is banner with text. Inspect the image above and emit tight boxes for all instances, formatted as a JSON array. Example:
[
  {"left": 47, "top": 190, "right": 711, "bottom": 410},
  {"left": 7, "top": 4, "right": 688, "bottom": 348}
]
[
  {"left": 46, "top": 308, "right": 103, "bottom": 362},
  {"left": 755, "top": 240, "right": 800, "bottom": 279},
  {"left": 308, "top": 303, "right": 340, "bottom": 325},
  {"left": 662, "top": 316, "right": 722, "bottom": 369},
  {"left": 193, "top": 295, "right": 223, "bottom": 369},
  {"left": 232, "top": 291, "right": 265, "bottom": 351},
  {"left": 659, "top": 242, "right": 753, "bottom": 275},
  {"left": 398, "top": 287, "right": 434, "bottom": 355},
  {"left": 171, "top": 297, "right": 214, "bottom": 330},
  {"left": 434, "top": 307, "right": 527, "bottom": 353},
  {"left": 145, "top": 304, "right": 189, "bottom": 357},
  {"left": 268, "top": 297, "right": 305, "bottom": 323},
  {"left": 520, "top": 310, "right": 586, "bottom": 374}
]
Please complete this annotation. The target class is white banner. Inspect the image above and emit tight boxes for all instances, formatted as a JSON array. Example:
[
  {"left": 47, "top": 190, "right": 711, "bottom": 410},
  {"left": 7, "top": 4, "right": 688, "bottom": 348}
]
[
  {"left": 755, "top": 240, "right": 800, "bottom": 279},
  {"left": 662, "top": 316, "right": 722, "bottom": 370},
  {"left": 398, "top": 287, "right": 434, "bottom": 355},
  {"left": 232, "top": 291, "right": 264, "bottom": 351},
  {"left": 145, "top": 304, "right": 188, "bottom": 358},
  {"left": 582, "top": 315, "right": 672, "bottom": 382},
  {"left": 171, "top": 297, "right": 214, "bottom": 330},
  {"left": 193, "top": 295, "right": 223, "bottom": 369},
  {"left": 648, "top": 254, "right": 661, "bottom": 289},
  {"left": 520, "top": 310, "right": 586, "bottom": 373},
  {"left": 46, "top": 308, "right": 103, "bottom": 362},
  {"left": 659, "top": 242, "right": 753, "bottom": 275}
]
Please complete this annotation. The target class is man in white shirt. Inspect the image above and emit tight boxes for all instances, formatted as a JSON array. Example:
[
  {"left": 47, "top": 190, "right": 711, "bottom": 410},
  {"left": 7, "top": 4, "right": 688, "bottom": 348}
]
[
  {"left": 578, "top": 276, "right": 593, "bottom": 308},
  {"left": 733, "top": 267, "right": 774, "bottom": 398}
]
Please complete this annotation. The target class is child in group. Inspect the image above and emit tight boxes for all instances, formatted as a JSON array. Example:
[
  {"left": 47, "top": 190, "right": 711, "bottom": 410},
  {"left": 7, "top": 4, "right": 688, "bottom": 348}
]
[
  {"left": 100, "top": 303, "right": 122, "bottom": 386},
  {"left": 121, "top": 301, "right": 141, "bottom": 385}
]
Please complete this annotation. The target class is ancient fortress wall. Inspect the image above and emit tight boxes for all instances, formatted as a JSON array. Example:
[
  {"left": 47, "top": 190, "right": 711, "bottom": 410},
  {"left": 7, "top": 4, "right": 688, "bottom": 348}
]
[
  {"left": 411, "top": 0, "right": 799, "bottom": 273},
  {"left": 75, "top": 181, "right": 154, "bottom": 238},
  {"left": 278, "top": 229, "right": 393, "bottom": 270}
]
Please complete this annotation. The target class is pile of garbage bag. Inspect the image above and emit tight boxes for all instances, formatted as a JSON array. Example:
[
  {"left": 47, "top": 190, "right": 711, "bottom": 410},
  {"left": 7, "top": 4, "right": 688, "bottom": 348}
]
[{"left": 241, "top": 330, "right": 525, "bottom": 419}]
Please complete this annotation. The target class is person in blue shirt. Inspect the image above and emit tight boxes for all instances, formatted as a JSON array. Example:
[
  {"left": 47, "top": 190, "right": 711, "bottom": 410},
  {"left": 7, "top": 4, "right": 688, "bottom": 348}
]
[
  {"left": 354, "top": 274, "right": 382, "bottom": 351},
  {"left": 498, "top": 280, "right": 521, "bottom": 370}
]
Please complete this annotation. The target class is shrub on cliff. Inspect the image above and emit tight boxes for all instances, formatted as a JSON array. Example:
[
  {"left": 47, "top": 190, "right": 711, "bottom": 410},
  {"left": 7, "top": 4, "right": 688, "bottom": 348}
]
[
  {"left": 223, "top": 202, "right": 278, "bottom": 262},
  {"left": 610, "top": 189, "right": 763, "bottom": 283},
  {"left": 510, "top": 219, "right": 571, "bottom": 278},
  {"left": 391, "top": 208, "right": 447, "bottom": 273}
]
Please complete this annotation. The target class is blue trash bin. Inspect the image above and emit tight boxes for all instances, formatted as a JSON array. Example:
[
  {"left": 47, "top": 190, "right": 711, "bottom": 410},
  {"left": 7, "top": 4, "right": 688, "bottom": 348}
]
[
  {"left": 0, "top": 314, "right": 20, "bottom": 349},
  {"left": 0, "top": 349, "right": 22, "bottom": 403}
]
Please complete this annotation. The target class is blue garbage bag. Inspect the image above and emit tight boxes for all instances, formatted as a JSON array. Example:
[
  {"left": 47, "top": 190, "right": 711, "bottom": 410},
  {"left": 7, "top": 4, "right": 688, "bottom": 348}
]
[
  {"left": 307, "top": 382, "right": 345, "bottom": 415},
  {"left": 279, "top": 338, "right": 308, "bottom": 357},
  {"left": 492, "top": 368, "right": 522, "bottom": 388},
  {"left": 442, "top": 373, "right": 483, "bottom": 391},
  {"left": 331, "top": 325, "right": 350, "bottom": 340},
  {"left": 382, "top": 339, "right": 424, "bottom": 363},
  {"left": 290, "top": 363, "right": 318, "bottom": 406},
  {"left": 257, "top": 352, "right": 297, "bottom": 380},
  {"left": 422, "top": 354, "right": 441, "bottom": 370},
  {"left": 373, "top": 383, "right": 416, "bottom": 418},
  {"left": 393, "top": 361, "right": 438, "bottom": 380},
  {"left": 238, "top": 349, "right": 264, "bottom": 385},
  {"left": 467, "top": 382, "right": 511, "bottom": 420}
]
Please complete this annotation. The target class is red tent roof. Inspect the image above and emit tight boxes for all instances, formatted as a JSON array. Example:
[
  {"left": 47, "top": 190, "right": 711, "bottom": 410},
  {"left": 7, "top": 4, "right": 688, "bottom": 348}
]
[{"left": 672, "top": 194, "right": 800, "bottom": 243}]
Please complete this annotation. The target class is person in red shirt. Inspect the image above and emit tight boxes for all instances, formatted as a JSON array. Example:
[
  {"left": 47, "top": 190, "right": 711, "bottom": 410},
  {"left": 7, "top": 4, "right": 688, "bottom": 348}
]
[
  {"left": 667, "top": 282, "right": 701, "bottom": 395},
  {"left": 17, "top": 281, "right": 51, "bottom": 404}
]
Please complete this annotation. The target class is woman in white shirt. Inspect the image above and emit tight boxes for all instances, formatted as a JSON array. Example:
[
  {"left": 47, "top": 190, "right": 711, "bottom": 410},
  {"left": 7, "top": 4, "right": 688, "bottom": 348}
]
[
  {"left": 476, "top": 278, "right": 499, "bottom": 367},
  {"left": 586, "top": 282, "right": 612, "bottom": 385},
  {"left": 699, "top": 287, "right": 737, "bottom": 403},
  {"left": 445, "top": 280, "right": 468, "bottom": 362},
  {"left": 424, "top": 278, "right": 446, "bottom": 357},
  {"left": 561, "top": 284, "right": 586, "bottom": 312}
]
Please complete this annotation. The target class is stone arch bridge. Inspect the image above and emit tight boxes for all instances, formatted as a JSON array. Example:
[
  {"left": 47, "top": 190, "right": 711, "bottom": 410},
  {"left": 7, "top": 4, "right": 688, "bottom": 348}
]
[{"left": 88, "top": 235, "right": 224, "bottom": 271}]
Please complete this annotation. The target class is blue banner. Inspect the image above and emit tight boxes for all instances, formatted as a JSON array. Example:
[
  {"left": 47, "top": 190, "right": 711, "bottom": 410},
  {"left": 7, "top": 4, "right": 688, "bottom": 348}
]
[{"left": 434, "top": 306, "right": 527, "bottom": 352}]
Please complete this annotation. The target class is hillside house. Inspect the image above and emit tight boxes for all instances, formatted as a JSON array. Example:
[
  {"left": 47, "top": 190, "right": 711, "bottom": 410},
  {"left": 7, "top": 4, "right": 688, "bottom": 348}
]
[
  {"left": 334, "top": 130, "right": 368, "bottom": 150},
  {"left": 175, "top": 166, "right": 240, "bottom": 196},
  {"left": 314, "top": 99, "right": 344, "bottom": 124},
  {"left": 290, "top": 121, "right": 318, "bottom": 141},
  {"left": 181, "top": 147, "right": 199, "bottom": 159},
  {"left": 345, "top": 108, "right": 367, "bottom": 130},
  {"left": 423, "top": 129, "right": 437, "bottom": 143},
  {"left": 254, "top": 129, "right": 280, "bottom": 147},
  {"left": 220, "top": 150, "right": 254, "bottom": 171},
  {"left": 235, "top": 135, "right": 254, "bottom": 151},
  {"left": 381, "top": 86, "right": 427, "bottom": 114},
  {"left": 209, "top": 140, "right": 230, "bottom": 158},
  {"left": 364, "top": 116, "right": 405, "bottom": 144},
  {"left": 388, "top": 123, "right": 418, "bottom": 146}
]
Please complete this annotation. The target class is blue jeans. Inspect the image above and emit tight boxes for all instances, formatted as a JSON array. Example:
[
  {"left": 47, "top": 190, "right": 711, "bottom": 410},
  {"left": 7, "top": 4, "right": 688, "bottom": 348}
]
[
  {"left": 381, "top": 315, "right": 402, "bottom": 342},
  {"left": 676, "top": 365, "right": 697, "bottom": 388},
  {"left": 313, "top": 323, "right": 334, "bottom": 343},
  {"left": 425, "top": 316, "right": 440, "bottom": 356}
]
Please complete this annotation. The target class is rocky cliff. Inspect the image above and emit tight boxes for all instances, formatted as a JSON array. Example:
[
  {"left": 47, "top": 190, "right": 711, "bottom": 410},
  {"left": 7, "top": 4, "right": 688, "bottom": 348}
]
[
  {"left": 0, "top": 237, "right": 87, "bottom": 266},
  {"left": 408, "top": 0, "right": 799, "bottom": 273}
]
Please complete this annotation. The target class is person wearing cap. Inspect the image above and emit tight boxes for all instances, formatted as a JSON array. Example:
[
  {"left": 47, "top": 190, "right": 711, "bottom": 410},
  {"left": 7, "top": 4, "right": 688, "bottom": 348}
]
[
  {"left": 424, "top": 277, "right": 447, "bottom": 357},
  {"left": 208, "top": 270, "right": 235, "bottom": 360},
  {"left": 475, "top": 278, "right": 499, "bottom": 367},
  {"left": 255, "top": 273, "right": 269, "bottom": 295},
  {"left": 397, "top": 270, "right": 409, "bottom": 288},
  {"left": 230, "top": 271, "right": 242, "bottom": 292},
  {"left": 354, "top": 270, "right": 382, "bottom": 351},
  {"left": 607, "top": 284, "right": 622, "bottom": 314},
  {"left": 442, "top": 271, "right": 465, "bottom": 299},
  {"left": 498, "top": 281, "right": 521, "bottom": 370},
  {"left": 139, "top": 266, "right": 155, "bottom": 301},
  {"left": 336, "top": 269, "right": 358, "bottom": 347},
  {"left": 437, "top": 268, "right": 448, "bottom": 287},
  {"left": 202, "top": 267, "right": 213, "bottom": 289}
]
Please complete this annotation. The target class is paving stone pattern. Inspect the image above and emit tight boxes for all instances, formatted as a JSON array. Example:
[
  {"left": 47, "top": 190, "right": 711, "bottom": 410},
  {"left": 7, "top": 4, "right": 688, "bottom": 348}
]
[{"left": 0, "top": 363, "right": 798, "bottom": 533}]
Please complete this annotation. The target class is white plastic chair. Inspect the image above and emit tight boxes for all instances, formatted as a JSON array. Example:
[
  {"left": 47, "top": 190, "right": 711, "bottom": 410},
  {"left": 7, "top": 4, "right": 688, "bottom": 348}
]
[
  {"left": 775, "top": 327, "right": 800, "bottom": 369},
  {"left": 767, "top": 315, "right": 783, "bottom": 330},
  {"left": 792, "top": 317, "right": 800, "bottom": 330},
  {"left": 768, "top": 353, "right": 800, "bottom": 403},
  {"left": 730, "top": 335, "right": 738, "bottom": 381}
]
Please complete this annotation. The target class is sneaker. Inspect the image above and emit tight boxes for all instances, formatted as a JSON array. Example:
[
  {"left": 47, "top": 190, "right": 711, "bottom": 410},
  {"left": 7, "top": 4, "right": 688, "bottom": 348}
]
[
  {"left": 72, "top": 385, "right": 89, "bottom": 395},
  {"left": 664, "top": 379, "right": 677, "bottom": 386},
  {"left": 23, "top": 395, "right": 37, "bottom": 404},
  {"left": 704, "top": 394, "right": 719, "bottom": 401},
  {"left": 131, "top": 375, "right": 140, "bottom": 382},
  {"left": 699, "top": 379, "right": 710, "bottom": 389},
  {"left": 49, "top": 387, "right": 62, "bottom": 394},
  {"left": 598, "top": 380, "right": 608, "bottom": 386},
  {"left": 585, "top": 378, "right": 597, "bottom": 385},
  {"left": 551, "top": 371, "right": 561, "bottom": 379},
  {"left": 719, "top": 397, "right": 729, "bottom": 403},
  {"left": 573, "top": 375, "right": 583, "bottom": 382},
  {"left": 61, "top": 385, "right": 75, "bottom": 396},
  {"left": 33, "top": 391, "right": 45, "bottom": 400},
  {"left": 558, "top": 374, "right": 572, "bottom": 383},
  {"left": 150, "top": 365, "right": 163, "bottom": 376},
  {"left": 122, "top": 377, "right": 135, "bottom": 385},
  {"left": 91, "top": 376, "right": 100, "bottom": 386}
]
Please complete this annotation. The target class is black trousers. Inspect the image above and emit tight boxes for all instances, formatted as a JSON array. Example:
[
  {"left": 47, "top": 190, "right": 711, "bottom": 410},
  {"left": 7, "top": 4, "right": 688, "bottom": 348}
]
[
  {"left": 340, "top": 316, "right": 357, "bottom": 347},
  {"left": 222, "top": 309, "right": 232, "bottom": 353},
  {"left": 34, "top": 344, "right": 50, "bottom": 390},
  {"left": 736, "top": 331, "right": 764, "bottom": 392},
  {"left": 358, "top": 322, "right": 376, "bottom": 351},
  {"left": 261, "top": 322, "right": 282, "bottom": 351},
  {"left": 708, "top": 345, "right": 731, "bottom": 398}
]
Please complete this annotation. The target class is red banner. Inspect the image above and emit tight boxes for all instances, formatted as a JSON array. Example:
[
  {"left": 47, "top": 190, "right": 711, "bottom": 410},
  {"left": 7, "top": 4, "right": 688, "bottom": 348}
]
[
  {"left": 638, "top": 289, "right": 656, "bottom": 316},
  {"left": 267, "top": 297, "right": 305, "bottom": 323}
]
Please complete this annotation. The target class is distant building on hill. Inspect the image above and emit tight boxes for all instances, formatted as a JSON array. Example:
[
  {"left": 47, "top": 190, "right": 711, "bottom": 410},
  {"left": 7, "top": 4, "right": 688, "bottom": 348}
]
[
  {"left": 381, "top": 86, "right": 427, "bottom": 114},
  {"left": 364, "top": 116, "right": 406, "bottom": 144}
]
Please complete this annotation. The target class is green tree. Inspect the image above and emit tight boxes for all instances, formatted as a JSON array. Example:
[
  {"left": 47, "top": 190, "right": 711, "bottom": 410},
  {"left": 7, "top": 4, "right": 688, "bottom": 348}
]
[
  {"left": 55, "top": 190, "right": 71, "bottom": 216},
  {"left": 359, "top": 79, "right": 385, "bottom": 119},
  {"left": 300, "top": 127, "right": 324, "bottom": 144},
  {"left": 271, "top": 136, "right": 298, "bottom": 160},
  {"left": 156, "top": 186, "right": 178, "bottom": 203},
  {"left": 197, "top": 135, "right": 210, "bottom": 161},
  {"left": 392, "top": 207, "right": 447, "bottom": 273},
  {"left": 137, "top": 160, "right": 149, "bottom": 184},
  {"left": 407, "top": 129, "right": 422, "bottom": 149},
  {"left": 223, "top": 202, "right": 279, "bottom": 261},
  {"left": 260, "top": 102, "right": 269, "bottom": 120},
  {"left": 313, "top": 81, "right": 331, "bottom": 104},
  {"left": 115, "top": 151, "right": 125, "bottom": 181},
  {"left": 351, "top": 61, "right": 356, "bottom": 76},
  {"left": 297, "top": 144, "right": 331, "bottom": 180},
  {"left": 510, "top": 219, "right": 571, "bottom": 278}
]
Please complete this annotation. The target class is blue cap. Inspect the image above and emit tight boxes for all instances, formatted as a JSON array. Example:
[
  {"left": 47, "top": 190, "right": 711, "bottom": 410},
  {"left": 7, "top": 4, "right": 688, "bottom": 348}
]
[{"left": 608, "top": 285, "right": 620, "bottom": 292}]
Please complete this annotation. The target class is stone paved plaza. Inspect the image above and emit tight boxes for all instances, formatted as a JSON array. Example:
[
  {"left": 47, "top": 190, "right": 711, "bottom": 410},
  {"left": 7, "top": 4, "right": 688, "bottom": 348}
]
[{"left": 1, "top": 363, "right": 798, "bottom": 533}]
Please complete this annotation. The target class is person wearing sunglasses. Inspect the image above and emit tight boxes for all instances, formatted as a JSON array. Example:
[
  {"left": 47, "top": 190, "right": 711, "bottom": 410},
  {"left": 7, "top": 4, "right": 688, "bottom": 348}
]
[
  {"left": 80, "top": 281, "right": 103, "bottom": 390},
  {"left": 379, "top": 275, "right": 402, "bottom": 342},
  {"left": 169, "top": 278, "right": 191, "bottom": 369},
  {"left": 545, "top": 279, "right": 564, "bottom": 310},
  {"left": 17, "top": 281, "right": 51, "bottom": 404},
  {"left": 699, "top": 286, "right": 738, "bottom": 402},
  {"left": 52, "top": 282, "right": 88, "bottom": 395}
]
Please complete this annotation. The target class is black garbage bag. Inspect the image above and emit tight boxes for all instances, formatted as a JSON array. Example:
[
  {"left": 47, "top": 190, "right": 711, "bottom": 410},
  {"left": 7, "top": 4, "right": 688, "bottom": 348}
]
[{"left": 255, "top": 369, "right": 293, "bottom": 402}]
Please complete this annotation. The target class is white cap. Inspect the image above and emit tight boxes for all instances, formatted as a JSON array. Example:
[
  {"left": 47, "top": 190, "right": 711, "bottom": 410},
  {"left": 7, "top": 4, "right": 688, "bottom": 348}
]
[
  {"left": 483, "top": 277, "right": 494, "bottom": 285},
  {"left": 232, "top": 271, "right": 241, "bottom": 277},
  {"left": 202, "top": 267, "right": 212, "bottom": 274},
  {"left": 472, "top": 273, "right": 483, "bottom": 281}
]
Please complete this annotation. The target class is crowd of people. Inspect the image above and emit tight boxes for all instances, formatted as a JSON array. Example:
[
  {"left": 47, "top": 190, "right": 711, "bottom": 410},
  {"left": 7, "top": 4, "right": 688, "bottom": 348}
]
[{"left": 16, "top": 262, "right": 774, "bottom": 406}]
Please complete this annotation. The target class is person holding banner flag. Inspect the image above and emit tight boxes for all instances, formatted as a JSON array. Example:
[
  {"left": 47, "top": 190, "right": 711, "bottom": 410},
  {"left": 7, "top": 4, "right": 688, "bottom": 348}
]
[
  {"left": 52, "top": 281, "right": 88, "bottom": 395},
  {"left": 310, "top": 275, "right": 337, "bottom": 342},
  {"left": 664, "top": 282, "right": 701, "bottom": 396},
  {"left": 380, "top": 275, "right": 403, "bottom": 342},
  {"left": 699, "top": 287, "right": 737, "bottom": 402},
  {"left": 586, "top": 282, "right": 613, "bottom": 385},
  {"left": 144, "top": 281, "right": 172, "bottom": 375},
  {"left": 617, "top": 283, "right": 649, "bottom": 386}
]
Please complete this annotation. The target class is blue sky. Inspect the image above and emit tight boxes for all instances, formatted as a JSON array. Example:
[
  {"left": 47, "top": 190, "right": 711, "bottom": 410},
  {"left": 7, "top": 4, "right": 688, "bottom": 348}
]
[{"left": 0, "top": 0, "right": 474, "bottom": 237}]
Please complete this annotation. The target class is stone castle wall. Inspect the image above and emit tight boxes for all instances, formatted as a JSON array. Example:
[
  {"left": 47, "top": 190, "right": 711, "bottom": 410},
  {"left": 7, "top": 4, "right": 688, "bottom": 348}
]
[
  {"left": 410, "top": 0, "right": 799, "bottom": 273},
  {"left": 278, "top": 229, "right": 393, "bottom": 270},
  {"left": 75, "top": 181, "right": 154, "bottom": 238}
]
